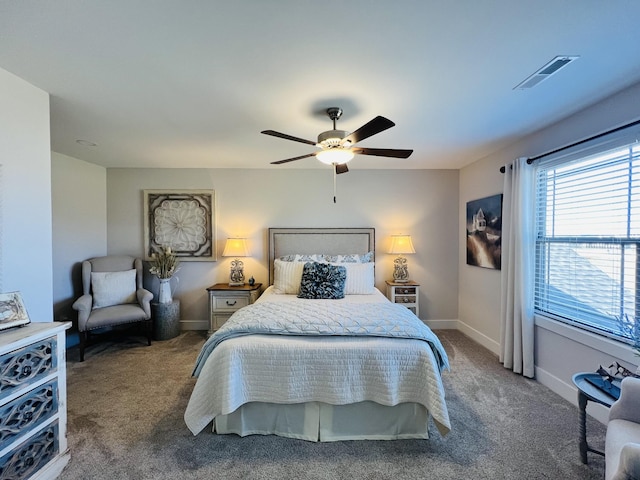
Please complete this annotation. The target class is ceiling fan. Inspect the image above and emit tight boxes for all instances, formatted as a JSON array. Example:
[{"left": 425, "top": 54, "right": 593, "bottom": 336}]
[{"left": 261, "top": 107, "right": 413, "bottom": 175}]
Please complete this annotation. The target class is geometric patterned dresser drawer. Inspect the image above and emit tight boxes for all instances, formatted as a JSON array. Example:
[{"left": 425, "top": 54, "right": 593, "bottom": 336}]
[
  {"left": 0, "top": 381, "right": 57, "bottom": 452},
  {"left": 0, "top": 422, "right": 58, "bottom": 480},
  {"left": 0, "top": 338, "right": 57, "bottom": 403}
]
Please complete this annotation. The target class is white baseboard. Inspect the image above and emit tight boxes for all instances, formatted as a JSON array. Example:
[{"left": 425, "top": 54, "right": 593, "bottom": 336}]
[
  {"left": 423, "top": 319, "right": 459, "bottom": 330},
  {"left": 180, "top": 319, "right": 209, "bottom": 331},
  {"left": 456, "top": 320, "right": 501, "bottom": 356},
  {"left": 535, "top": 365, "right": 609, "bottom": 425}
]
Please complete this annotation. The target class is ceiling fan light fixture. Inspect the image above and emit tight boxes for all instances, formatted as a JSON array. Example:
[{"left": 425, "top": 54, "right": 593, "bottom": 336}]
[
  {"left": 317, "top": 129, "right": 348, "bottom": 147},
  {"left": 316, "top": 148, "right": 354, "bottom": 165}
]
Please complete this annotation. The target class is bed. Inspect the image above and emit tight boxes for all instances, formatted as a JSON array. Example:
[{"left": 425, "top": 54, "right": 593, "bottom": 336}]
[{"left": 184, "top": 227, "right": 450, "bottom": 441}]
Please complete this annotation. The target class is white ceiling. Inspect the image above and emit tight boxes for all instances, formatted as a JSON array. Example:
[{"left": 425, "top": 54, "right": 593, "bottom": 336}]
[{"left": 2, "top": 1, "right": 640, "bottom": 170}]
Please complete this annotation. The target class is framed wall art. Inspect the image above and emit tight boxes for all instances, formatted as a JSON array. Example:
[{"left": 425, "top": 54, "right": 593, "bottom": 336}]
[
  {"left": 466, "top": 193, "right": 503, "bottom": 270},
  {"left": 0, "top": 291, "right": 30, "bottom": 331},
  {"left": 144, "top": 190, "right": 216, "bottom": 261}
]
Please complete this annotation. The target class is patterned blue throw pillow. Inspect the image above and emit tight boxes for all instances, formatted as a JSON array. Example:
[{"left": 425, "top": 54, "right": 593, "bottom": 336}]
[{"left": 297, "top": 262, "right": 347, "bottom": 299}]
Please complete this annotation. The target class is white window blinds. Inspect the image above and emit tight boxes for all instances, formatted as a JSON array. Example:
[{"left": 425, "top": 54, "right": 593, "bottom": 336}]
[{"left": 534, "top": 142, "right": 640, "bottom": 338}]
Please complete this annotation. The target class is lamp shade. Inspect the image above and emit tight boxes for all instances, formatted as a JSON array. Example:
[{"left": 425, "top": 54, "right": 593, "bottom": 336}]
[
  {"left": 388, "top": 235, "right": 416, "bottom": 255},
  {"left": 222, "top": 238, "right": 249, "bottom": 257}
]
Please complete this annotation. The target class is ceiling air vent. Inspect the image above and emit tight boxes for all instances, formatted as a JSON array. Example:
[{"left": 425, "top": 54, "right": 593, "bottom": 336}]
[{"left": 514, "top": 55, "right": 580, "bottom": 90}]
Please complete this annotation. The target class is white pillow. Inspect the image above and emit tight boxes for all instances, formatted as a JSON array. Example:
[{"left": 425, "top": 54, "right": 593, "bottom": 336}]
[
  {"left": 91, "top": 269, "right": 137, "bottom": 309},
  {"left": 273, "top": 259, "right": 305, "bottom": 294},
  {"left": 342, "top": 262, "right": 375, "bottom": 294}
]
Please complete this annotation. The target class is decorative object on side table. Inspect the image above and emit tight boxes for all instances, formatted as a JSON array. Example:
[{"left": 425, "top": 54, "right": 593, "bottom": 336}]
[
  {"left": 617, "top": 313, "right": 640, "bottom": 375},
  {"left": 0, "top": 291, "right": 30, "bottom": 331},
  {"left": 388, "top": 234, "right": 415, "bottom": 283},
  {"left": 222, "top": 238, "right": 249, "bottom": 286},
  {"left": 149, "top": 245, "right": 180, "bottom": 304}
]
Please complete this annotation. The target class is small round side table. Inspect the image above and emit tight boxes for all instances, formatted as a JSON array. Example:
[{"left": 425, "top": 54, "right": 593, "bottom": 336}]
[
  {"left": 151, "top": 299, "right": 181, "bottom": 341},
  {"left": 572, "top": 372, "right": 619, "bottom": 464}
]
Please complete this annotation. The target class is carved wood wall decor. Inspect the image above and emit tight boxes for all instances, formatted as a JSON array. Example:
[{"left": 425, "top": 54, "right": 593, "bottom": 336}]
[{"left": 143, "top": 190, "right": 216, "bottom": 262}]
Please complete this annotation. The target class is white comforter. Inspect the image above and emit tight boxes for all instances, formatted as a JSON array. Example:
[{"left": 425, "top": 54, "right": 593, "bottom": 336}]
[{"left": 184, "top": 287, "right": 451, "bottom": 436}]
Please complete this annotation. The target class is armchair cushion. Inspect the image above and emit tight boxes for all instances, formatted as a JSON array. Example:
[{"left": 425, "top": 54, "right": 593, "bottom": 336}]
[
  {"left": 91, "top": 269, "right": 137, "bottom": 308},
  {"left": 85, "top": 303, "right": 150, "bottom": 330},
  {"left": 611, "top": 442, "right": 640, "bottom": 480},
  {"left": 606, "top": 377, "right": 640, "bottom": 480}
]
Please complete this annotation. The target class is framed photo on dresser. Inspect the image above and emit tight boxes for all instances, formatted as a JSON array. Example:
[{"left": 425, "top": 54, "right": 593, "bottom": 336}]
[{"left": 0, "top": 291, "right": 30, "bottom": 331}]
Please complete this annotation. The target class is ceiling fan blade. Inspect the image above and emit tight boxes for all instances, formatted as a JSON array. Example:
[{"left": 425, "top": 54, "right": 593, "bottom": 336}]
[
  {"left": 270, "top": 153, "right": 317, "bottom": 165},
  {"left": 335, "top": 163, "right": 349, "bottom": 174},
  {"left": 342, "top": 116, "right": 395, "bottom": 145},
  {"left": 261, "top": 130, "right": 317, "bottom": 146},
  {"left": 352, "top": 147, "right": 413, "bottom": 159}
]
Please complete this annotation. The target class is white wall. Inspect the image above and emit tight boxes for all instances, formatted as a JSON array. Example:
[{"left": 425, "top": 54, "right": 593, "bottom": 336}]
[
  {"left": 0, "top": 67, "right": 53, "bottom": 322},
  {"left": 51, "top": 152, "right": 107, "bottom": 322},
  {"left": 459, "top": 79, "right": 640, "bottom": 422},
  {"left": 107, "top": 168, "right": 459, "bottom": 330}
]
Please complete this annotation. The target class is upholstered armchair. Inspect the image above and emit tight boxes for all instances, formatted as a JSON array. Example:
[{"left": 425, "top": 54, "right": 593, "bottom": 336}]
[
  {"left": 72, "top": 255, "right": 153, "bottom": 361},
  {"left": 606, "top": 376, "right": 640, "bottom": 480}
]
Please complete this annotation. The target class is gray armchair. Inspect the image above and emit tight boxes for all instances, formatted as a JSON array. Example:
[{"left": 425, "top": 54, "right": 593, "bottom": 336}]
[
  {"left": 606, "top": 376, "right": 640, "bottom": 480},
  {"left": 72, "top": 255, "right": 153, "bottom": 361}
]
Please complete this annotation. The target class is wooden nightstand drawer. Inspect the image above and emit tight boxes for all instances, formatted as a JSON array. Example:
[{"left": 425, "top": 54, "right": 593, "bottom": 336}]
[
  {"left": 213, "top": 296, "right": 250, "bottom": 311},
  {"left": 395, "top": 287, "right": 416, "bottom": 295},
  {"left": 394, "top": 296, "right": 416, "bottom": 304}
]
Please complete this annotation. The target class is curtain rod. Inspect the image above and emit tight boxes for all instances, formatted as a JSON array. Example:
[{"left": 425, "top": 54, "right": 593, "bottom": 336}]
[{"left": 499, "top": 117, "right": 640, "bottom": 173}]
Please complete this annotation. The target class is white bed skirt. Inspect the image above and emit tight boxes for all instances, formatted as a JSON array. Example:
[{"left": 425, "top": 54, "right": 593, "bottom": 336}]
[{"left": 213, "top": 401, "right": 430, "bottom": 442}]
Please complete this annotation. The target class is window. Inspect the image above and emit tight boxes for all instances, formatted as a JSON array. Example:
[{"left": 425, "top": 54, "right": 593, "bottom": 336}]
[{"left": 534, "top": 140, "right": 640, "bottom": 340}]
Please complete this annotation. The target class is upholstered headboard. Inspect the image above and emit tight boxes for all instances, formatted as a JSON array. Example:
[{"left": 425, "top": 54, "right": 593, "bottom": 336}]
[{"left": 268, "top": 227, "right": 375, "bottom": 285}]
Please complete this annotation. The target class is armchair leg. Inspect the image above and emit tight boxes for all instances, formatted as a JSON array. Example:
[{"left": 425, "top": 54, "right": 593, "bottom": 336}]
[
  {"left": 146, "top": 320, "right": 152, "bottom": 346},
  {"left": 79, "top": 330, "right": 87, "bottom": 362}
]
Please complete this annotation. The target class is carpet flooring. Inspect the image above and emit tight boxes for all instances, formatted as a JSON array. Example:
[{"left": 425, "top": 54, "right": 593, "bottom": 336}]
[{"left": 61, "top": 329, "right": 607, "bottom": 479}]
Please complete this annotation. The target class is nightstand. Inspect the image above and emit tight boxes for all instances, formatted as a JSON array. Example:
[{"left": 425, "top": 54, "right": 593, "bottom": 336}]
[
  {"left": 207, "top": 283, "right": 262, "bottom": 334},
  {"left": 386, "top": 280, "right": 420, "bottom": 316}
]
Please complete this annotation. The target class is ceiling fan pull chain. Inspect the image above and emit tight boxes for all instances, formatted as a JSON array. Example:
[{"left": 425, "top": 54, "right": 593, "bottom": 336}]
[{"left": 333, "top": 165, "right": 337, "bottom": 203}]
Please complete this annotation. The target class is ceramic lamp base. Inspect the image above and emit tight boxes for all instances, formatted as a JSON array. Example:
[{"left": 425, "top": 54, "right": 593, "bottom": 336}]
[
  {"left": 393, "top": 256, "right": 410, "bottom": 283},
  {"left": 229, "top": 258, "right": 245, "bottom": 287}
]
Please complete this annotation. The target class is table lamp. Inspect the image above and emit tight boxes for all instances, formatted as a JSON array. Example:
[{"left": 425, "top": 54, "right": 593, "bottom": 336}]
[
  {"left": 389, "top": 234, "right": 415, "bottom": 283},
  {"left": 222, "top": 237, "right": 249, "bottom": 286}
]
